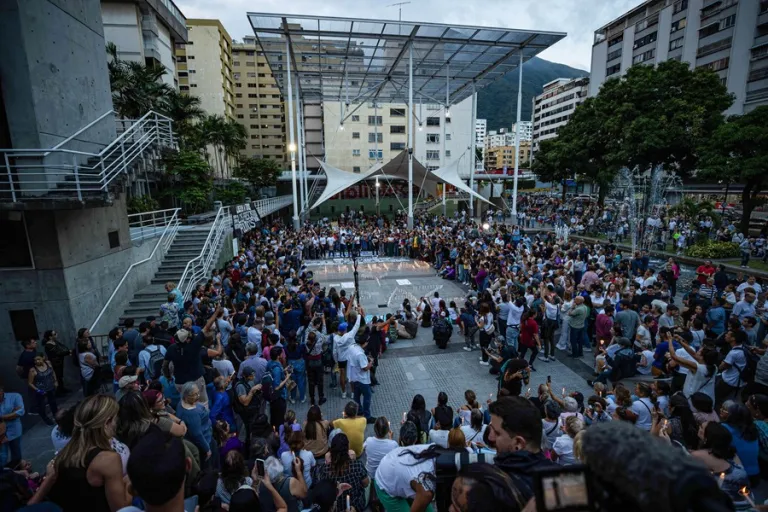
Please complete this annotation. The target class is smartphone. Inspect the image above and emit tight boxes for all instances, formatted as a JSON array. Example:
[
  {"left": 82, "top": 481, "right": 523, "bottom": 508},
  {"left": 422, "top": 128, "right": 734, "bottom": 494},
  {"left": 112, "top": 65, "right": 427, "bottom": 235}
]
[
  {"left": 547, "top": 375, "right": 552, "bottom": 384},
  {"left": 533, "top": 464, "right": 595, "bottom": 512},
  {"left": 256, "top": 458, "right": 265, "bottom": 478}
]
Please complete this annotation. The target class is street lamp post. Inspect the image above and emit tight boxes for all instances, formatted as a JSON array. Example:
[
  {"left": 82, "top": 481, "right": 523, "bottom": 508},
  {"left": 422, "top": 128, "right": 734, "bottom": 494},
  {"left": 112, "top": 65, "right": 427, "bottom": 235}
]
[{"left": 376, "top": 177, "right": 380, "bottom": 216}]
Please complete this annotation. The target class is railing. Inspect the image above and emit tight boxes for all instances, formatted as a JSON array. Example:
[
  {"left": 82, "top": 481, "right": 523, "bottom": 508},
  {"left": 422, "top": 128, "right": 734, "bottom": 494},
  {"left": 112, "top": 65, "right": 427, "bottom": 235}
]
[
  {"left": 0, "top": 111, "right": 174, "bottom": 202},
  {"left": 128, "top": 208, "right": 180, "bottom": 242},
  {"left": 89, "top": 208, "right": 180, "bottom": 333},
  {"left": 178, "top": 206, "right": 232, "bottom": 302},
  {"left": 254, "top": 195, "right": 294, "bottom": 218}
]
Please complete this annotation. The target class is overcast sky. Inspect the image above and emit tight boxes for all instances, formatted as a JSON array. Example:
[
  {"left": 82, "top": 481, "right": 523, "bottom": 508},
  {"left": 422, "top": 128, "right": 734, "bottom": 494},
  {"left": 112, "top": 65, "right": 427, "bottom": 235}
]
[{"left": 174, "top": 0, "right": 646, "bottom": 70}]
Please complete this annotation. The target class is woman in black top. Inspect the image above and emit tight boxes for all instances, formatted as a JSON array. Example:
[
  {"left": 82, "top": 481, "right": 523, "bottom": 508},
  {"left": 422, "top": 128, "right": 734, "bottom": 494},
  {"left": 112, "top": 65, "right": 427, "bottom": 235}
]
[
  {"left": 407, "top": 394, "right": 432, "bottom": 443},
  {"left": 431, "top": 391, "right": 453, "bottom": 430},
  {"left": 364, "top": 317, "right": 384, "bottom": 386},
  {"left": 31, "top": 395, "right": 131, "bottom": 511}
]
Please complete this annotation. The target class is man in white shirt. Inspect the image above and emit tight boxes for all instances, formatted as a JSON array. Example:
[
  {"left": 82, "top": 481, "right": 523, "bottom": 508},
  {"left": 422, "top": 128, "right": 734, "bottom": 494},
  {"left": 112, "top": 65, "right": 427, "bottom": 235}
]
[
  {"left": 506, "top": 297, "right": 525, "bottom": 351},
  {"left": 717, "top": 330, "right": 749, "bottom": 408},
  {"left": 430, "top": 292, "right": 441, "bottom": 312},
  {"left": 733, "top": 293, "right": 757, "bottom": 322},
  {"left": 347, "top": 331, "right": 374, "bottom": 422},
  {"left": 630, "top": 383, "right": 654, "bottom": 431},
  {"left": 737, "top": 276, "right": 762, "bottom": 300},
  {"left": 246, "top": 320, "right": 263, "bottom": 353},
  {"left": 333, "top": 309, "right": 363, "bottom": 399}
]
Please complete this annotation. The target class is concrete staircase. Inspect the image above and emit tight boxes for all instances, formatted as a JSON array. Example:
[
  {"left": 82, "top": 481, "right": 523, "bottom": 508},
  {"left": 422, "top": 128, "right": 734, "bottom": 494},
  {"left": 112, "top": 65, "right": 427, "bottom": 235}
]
[{"left": 118, "top": 227, "right": 211, "bottom": 325}]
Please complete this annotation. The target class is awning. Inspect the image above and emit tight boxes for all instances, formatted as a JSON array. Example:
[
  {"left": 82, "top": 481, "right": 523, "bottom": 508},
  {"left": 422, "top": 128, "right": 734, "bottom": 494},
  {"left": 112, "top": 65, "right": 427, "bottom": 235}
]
[{"left": 310, "top": 150, "right": 490, "bottom": 210}]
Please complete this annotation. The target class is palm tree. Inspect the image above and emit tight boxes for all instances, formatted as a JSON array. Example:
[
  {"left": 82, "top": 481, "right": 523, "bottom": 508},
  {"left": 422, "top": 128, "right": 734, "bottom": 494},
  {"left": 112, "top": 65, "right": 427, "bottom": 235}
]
[
  {"left": 160, "top": 91, "right": 204, "bottom": 145},
  {"left": 669, "top": 198, "right": 721, "bottom": 242},
  {"left": 107, "top": 43, "right": 172, "bottom": 120}
]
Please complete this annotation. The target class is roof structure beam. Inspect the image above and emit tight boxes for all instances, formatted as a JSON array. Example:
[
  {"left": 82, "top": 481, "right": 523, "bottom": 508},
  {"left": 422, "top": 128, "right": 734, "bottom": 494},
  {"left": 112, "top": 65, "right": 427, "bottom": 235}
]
[{"left": 370, "top": 23, "right": 420, "bottom": 102}]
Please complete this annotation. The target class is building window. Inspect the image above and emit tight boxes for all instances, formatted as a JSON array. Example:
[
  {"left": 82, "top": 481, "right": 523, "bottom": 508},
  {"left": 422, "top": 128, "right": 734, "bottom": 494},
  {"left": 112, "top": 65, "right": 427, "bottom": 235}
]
[
  {"left": 352, "top": 149, "right": 361, "bottom": 156},
  {"left": 353, "top": 166, "right": 361, "bottom": 173},
  {"left": 368, "top": 133, "right": 383, "bottom": 143},
  {"left": 367, "top": 116, "right": 382, "bottom": 126},
  {"left": 607, "top": 48, "right": 622, "bottom": 61},
  {"left": 699, "top": 21, "right": 720, "bottom": 38},
  {"left": 721, "top": 14, "right": 736, "bottom": 29},
  {"left": 635, "top": 14, "right": 659, "bottom": 32},
  {"left": 190, "top": 84, "right": 197, "bottom": 88},
  {"left": 698, "top": 57, "right": 730, "bottom": 71},
  {"left": 426, "top": 117, "right": 440, "bottom": 127},
  {"left": 697, "top": 36, "right": 732, "bottom": 56},
  {"left": 368, "top": 149, "right": 383, "bottom": 159},
  {"left": 445, "top": 150, "right": 451, "bottom": 158},
  {"left": 9, "top": 309, "right": 38, "bottom": 342},
  {"left": 633, "top": 49, "right": 656, "bottom": 64},
  {"left": 670, "top": 37, "right": 685, "bottom": 50},
  {"left": 446, "top": 134, "right": 451, "bottom": 141},
  {"left": 608, "top": 35, "right": 623, "bottom": 47},
  {"left": 607, "top": 63, "right": 621, "bottom": 76},
  {"left": 233, "top": 61, "right": 240, "bottom": 66},
  {"left": 426, "top": 150, "right": 440, "bottom": 160},
  {"left": 247, "top": 72, "right": 256, "bottom": 78},
  {"left": 351, "top": 115, "right": 360, "bottom": 122},
  {"left": 390, "top": 108, "right": 405, "bottom": 117},
  {"left": 633, "top": 31, "right": 657, "bottom": 50},
  {"left": 673, "top": 0, "right": 688, "bottom": 13},
  {"left": 390, "top": 125, "right": 406, "bottom": 134},
  {"left": 390, "top": 142, "right": 406, "bottom": 150},
  {"left": 671, "top": 18, "right": 687, "bottom": 33},
  {"left": 426, "top": 134, "right": 440, "bottom": 144}
]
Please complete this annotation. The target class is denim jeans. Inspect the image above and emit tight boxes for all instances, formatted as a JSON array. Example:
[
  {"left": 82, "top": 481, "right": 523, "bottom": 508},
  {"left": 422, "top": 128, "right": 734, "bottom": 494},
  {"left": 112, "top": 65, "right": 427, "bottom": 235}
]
[
  {"left": 288, "top": 359, "right": 306, "bottom": 402},
  {"left": 353, "top": 381, "right": 372, "bottom": 419},
  {"left": 506, "top": 325, "right": 520, "bottom": 352},
  {"left": 570, "top": 326, "right": 585, "bottom": 357}
]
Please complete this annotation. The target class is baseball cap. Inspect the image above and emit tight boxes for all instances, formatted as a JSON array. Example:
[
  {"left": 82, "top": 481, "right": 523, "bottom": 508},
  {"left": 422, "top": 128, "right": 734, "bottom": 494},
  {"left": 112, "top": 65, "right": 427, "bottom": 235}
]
[
  {"left": 119, "top": 375, "right": 138, "bottom": 389},
  {"left": 338, "top": 322, "right": 348, "bottom": 332},
  {"left": 176, "top": 329, "right": 190, "bottom": 343}
]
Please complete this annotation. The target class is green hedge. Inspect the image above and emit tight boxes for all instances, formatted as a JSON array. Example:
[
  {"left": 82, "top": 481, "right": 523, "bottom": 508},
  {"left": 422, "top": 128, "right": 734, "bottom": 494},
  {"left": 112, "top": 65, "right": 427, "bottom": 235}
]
[{"left": 685, "top": 240, "right": 740, "bottom": 259}]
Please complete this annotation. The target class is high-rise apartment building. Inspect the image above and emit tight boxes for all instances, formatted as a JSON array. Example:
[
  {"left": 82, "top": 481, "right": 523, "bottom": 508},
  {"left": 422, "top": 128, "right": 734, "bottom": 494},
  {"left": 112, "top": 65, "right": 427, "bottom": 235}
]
[
  {"left": 531, "top": 77, "right": 589, "bottom": 154},
  {"left": 101, "top": 0, "right": 187, "bottom": 88},
  {"left": 475, "top": 119, "right": 487, "bottom": 171},
  {"left": 511, "top": 121, "right": 534, "bottom": 142},
  {"left": 589, "top": 0, "right": 768, "bottom": 114},
  {"left": 484, "top": 142, "right": 532, "bottom": 171},
  {"left": 231, "top": 36, "right": 287, "bottom": 165},
  {"left": 176, "top": 20, "right": 234, "bottom": 120},
  {"left": 414, "top": 98, "right": 473, "bottom": 173}
]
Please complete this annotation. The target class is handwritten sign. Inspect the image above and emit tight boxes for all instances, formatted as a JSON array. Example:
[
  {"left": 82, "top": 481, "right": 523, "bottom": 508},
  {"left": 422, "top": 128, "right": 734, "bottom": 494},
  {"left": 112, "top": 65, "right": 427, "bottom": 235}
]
[{"left": 233, "top": 203, "right": 260, "bottom": 236}]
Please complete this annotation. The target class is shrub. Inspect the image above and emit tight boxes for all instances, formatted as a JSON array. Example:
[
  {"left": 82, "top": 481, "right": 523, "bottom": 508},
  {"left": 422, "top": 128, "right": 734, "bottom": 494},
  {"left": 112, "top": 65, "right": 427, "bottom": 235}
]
[
  {"left": 127, "top": 196, "right": 159, "bottom": 214},
  {"left": 685, "top": 240, "right": 740, "bottom": 259}
]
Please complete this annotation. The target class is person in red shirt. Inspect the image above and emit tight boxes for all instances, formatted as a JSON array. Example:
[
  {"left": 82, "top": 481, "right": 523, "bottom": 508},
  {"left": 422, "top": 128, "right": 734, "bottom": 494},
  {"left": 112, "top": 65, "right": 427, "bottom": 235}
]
[
  {"left": 695, "top": 260, "right": 715, "bottom": 285},
  {"left": 595, "top": 304, "right": 615, "bottom": 343},
  {"left": 518, "top": 309, "right": 542, "bottom": 371}
]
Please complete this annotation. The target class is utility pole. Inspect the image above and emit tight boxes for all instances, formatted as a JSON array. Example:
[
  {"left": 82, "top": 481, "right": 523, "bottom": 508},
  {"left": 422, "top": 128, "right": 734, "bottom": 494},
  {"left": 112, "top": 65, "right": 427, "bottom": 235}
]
[{"left": 387, "top": 1, "right": 411, "bottom": 22}]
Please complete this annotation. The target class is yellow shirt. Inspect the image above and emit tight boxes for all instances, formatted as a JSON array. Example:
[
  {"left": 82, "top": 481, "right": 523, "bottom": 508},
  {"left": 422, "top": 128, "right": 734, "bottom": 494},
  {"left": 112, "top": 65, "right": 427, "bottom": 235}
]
[{"left": 333, "top": 417, "right": 367, "bottom": 456}]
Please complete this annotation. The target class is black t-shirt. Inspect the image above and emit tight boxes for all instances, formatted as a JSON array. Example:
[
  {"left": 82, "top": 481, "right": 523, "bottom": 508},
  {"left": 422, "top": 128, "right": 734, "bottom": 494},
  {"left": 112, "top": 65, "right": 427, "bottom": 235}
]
[
  {"left": 502, "top": 359, "right": 529, "bottom": 396},
  {"left": 164, "top": 333, "right": 204, "bottom": 384},
  {"left": 17, "top": 350, "right": 37, "bottom": 378}
]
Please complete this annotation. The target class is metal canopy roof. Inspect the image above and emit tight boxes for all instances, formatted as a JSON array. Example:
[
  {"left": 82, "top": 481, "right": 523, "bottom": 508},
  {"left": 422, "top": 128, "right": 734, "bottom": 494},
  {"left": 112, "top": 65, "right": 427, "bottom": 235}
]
[{"left": 246, "top": 13, "right": 566, "bottom": 105}]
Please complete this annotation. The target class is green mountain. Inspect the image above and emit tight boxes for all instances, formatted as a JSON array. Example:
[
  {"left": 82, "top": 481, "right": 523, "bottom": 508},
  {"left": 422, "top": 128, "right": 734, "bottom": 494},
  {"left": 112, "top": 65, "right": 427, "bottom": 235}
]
[{"left": 477, "top": 57, "right": 589, "bottom": 131}]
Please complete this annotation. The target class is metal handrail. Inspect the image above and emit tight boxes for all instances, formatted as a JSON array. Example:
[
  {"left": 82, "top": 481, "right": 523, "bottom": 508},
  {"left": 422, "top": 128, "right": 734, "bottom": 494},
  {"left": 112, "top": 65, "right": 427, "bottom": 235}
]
[
  {"left": 1, "top": 111, "right": 175, "bottom": 202},
  {"left": 89, "top": 207, "right": 181, "bottom": 332},
  {"left": 128, "top": 208, "right": 180, "bottom": 242},
  {"left": 48, "top": 110, "right": 116, "bottom": 154},
  {"left": 178, "top": 206, "right": 232, "bottom": 302}
]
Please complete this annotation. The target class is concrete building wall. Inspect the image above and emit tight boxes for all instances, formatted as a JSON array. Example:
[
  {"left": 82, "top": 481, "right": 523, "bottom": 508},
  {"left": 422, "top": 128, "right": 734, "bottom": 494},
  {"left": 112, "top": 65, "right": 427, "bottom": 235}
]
[
  {"left": 101, "top": 2, "right": 144, "bottom": 62},
  {"left": 589, "top": 40, "right": 608, "bottom": 97},
  {"left": 185, "top": 24, "right": 227, "bottom": 117},
  {"left": 656, "top": 4, "right": 673, "bottom": 62},
  {"left": 156, "top": 22, "right": 176, "bottom": 87},
  {"left": 413, "top": 97, "right": 473, "bottom": 174},
  {"left": 728, "top": 0, "right": 760, "bottom": 115},
  {"left": 0, "top": 0, "right": 115, "bottom": 150}
]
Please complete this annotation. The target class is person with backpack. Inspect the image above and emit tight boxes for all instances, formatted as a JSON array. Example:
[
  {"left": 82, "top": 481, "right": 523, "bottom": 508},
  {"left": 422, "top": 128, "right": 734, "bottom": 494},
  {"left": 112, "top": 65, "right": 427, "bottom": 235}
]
[
  {"left": 138, "top": 334, "right": 167, "bottom": 382},
  {"left": 717, "top": 329, "right": 753, "bottom": 408},
  {"left": 432, "top": 311, "right": 453, "bottom": 349},
  {"left": 233, "top": 366, "right": 263, "bottom": 449}
]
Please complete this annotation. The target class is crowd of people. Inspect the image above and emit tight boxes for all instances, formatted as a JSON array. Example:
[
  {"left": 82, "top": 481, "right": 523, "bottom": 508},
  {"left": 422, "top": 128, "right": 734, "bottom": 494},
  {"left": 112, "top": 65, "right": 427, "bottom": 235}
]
[{"left": 5, "top": 198, "right": 768, "bottom": 511}]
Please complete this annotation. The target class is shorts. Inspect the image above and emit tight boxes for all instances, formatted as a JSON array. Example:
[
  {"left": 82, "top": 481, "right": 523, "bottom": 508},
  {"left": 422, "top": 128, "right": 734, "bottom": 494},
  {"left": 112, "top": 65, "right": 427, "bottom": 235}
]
[{"left": 337, "top": 360, "right": 348, "bottom": 370}]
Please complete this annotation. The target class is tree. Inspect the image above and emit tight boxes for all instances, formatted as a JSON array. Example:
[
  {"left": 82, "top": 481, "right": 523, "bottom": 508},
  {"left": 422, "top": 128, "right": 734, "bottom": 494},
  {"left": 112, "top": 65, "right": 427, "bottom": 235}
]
[
  {"left": 160, "top": 90, "right": 204, "bottom": 144},
  {"left": 107, "top": 43, "right": 172, "bottom": 119},
  {"left": 668, "top": 198, "right": 721, "bottom": 242},
  {"left": 215, "top": 181, "right": 248, "bottom": 205},
  {"left": 161, "top": 149, "right": 213, "bottom": 214},
  {"left": 698, "top": 106, "right": 768, "bottom": 232},
  {"left": 234, "top": 156, "right": 282, "bottom": 190},
  {"left": 198, "top": 115, "right": 247, "bottom": 178},
  {"left": 531, "top": 138, "right": 572, "bottom": 200}
]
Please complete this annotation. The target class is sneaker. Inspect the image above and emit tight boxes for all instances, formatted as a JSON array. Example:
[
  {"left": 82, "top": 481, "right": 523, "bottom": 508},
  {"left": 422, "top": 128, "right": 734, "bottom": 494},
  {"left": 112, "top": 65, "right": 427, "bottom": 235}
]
[
  {"left": 479, "top": 361, "right": 489, "bottom": 366},
  {"left": 319, "top": 397, "right": 327, "bottom": 405},
  {"left": 288, "top": 398, "right": 296, "bottom": 405},
  {"left": 538, "top": 355, "right": 550, "bottom": 362},
  {"left": 463, "top": 347, "right": 472, "bottom": 352},
  {"left": 530, "top": 366, "right": 537, "bottom": 372},
  {"left": 586, "top": 379, "right": 594, "bottom": 387},
  {"left": 300, "top": 398, "right": 307, "bottom": 404},
  {"left": 28, "top": 411, "right": 39, "bottom": 416},
  {"left": 584, "top": 346, "right": 592, "bottom": 352},
  {"left": 342, "top": 392, "right": 347, "bottom": 399}
]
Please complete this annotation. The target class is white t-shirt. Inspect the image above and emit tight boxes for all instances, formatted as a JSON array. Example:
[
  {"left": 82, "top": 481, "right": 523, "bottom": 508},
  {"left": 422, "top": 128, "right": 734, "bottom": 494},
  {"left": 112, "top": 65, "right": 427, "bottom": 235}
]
[
  {"left": 674, "top": 348, "right": 696, "bottom": 376},
  {"left": 683, "top": 363, "right": 716, "bottom": 400},
  {"left": 542, "top": 419, "right": 561, "bottom": 450},
  {"left": 375, "top": 445, "right": 436, "bottom": 499},
  {"left": 507, "top": 303, "right": 524, "bottom": 326},
  {"left": 346, "top": 344, "right": 371, "bottom": 385},
  {"left": 363, "top": 437, "right": 399, "bottom": 478},
  {"left": 637, "top": 350, "right": 655, "bottom": 375},
  {"left": 631, "top": 398, "right": 654, "bottom": 431},
  {"left": 460, "top": 425, "right": 485, "bottom": 445},
  {"left": 636, "top": 326, "right": 652, "bottom": 348},
  {"left": 553, "top": 435, "right": 577, "bottom": 465},
  {"left": 428, "top": 429, "right": 449, "bottom": 448},
  {"left": 723, "top": 346, "right": 747, "bottom": 387}
]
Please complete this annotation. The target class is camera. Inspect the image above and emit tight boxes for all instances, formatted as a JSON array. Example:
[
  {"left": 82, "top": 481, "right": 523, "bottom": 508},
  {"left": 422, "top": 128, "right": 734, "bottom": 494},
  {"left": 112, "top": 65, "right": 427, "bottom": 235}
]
[
  {"left": 534, "top": 464, "right": 595, "bottom": 512},
  {"left": 434, "top": 450, "right": 494, "bottom": 512}
]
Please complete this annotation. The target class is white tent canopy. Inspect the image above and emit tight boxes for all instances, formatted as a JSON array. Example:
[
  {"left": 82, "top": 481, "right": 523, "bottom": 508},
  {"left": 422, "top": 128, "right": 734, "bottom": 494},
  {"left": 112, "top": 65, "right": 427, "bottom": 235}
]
[{"left": 310, "top": 151, "right": 490, "bottom": 210}]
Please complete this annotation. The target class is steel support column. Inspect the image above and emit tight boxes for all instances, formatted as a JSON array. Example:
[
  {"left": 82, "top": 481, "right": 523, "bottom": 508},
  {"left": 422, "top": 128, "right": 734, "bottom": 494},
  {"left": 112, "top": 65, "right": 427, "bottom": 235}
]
[
  {"left": 407, "top": 42, "right": 414, "bottom": 229},
  {"left": 285, "top": 39, "right": 300, "bottom": 229},
  {"left": 294, "top": 83, "right": 306, "bottom": 218},
  {"left": 512, "top": 49, "right": 524, "bottom": 220},
  {"left": 469, "top": 82, "right": 477, "bottom": 219}
]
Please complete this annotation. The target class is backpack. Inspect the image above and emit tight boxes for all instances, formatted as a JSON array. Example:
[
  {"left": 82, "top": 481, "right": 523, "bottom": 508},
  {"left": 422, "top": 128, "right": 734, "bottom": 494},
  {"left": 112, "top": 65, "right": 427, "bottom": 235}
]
[
  {"left": 432, "top": 318, "right": 452, "bottom": 339},
  {"left": 147, "top": 347, "right": 165, "bottom": 380},
  {"left": 733, "top": 346, "right": 758, "bottom": 386}
]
